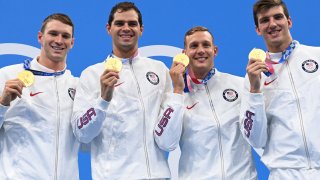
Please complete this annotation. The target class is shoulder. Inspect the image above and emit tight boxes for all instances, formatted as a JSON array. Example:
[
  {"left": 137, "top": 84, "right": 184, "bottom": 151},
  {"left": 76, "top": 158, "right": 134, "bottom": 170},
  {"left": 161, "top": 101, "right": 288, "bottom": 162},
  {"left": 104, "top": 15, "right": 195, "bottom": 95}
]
[
  {"left": 140, "top": 56, "right": 168, "bottom": 69},
  {"left": 297, "top": 44, "right": 320, "bottom": 53},
  {"left": 0, "top": 63, "right": 23, "bottom": 72},
  {"left": 217, "top": 70, "right": 244, "bottom": 83},
  {"left": 0, "top": 63, "right": 24, "bottom": 80},
  {"left": 80, "top": 61, "right": 105, "bottom": 78}
]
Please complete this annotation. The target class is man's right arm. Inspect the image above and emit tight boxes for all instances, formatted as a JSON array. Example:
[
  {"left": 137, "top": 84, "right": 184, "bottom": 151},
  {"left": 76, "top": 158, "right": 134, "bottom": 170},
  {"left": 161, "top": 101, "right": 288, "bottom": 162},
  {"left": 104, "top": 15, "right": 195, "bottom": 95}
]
[
  {"left": 71, "top": 68, "right": 109, "bottom": 144},
  {"left": 239, "top": 59, "right": 269, "bottom": 148},
  {"left": 0, "top": 68, "right": 25, "bottom": 128}
]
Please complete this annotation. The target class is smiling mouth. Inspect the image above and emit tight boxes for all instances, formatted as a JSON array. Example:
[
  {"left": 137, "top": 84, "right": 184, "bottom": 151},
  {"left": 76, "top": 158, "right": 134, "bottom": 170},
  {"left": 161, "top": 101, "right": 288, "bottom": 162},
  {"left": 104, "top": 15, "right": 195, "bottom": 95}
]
[
  {"left": 195, "top": 57, "right": 208, "bottom": 61},
  {"left": 51, "top": 45, "right": 64, "bottom": 50},
  {"left": 268, "top": 29, "right": 281, "bottom": 35},
  {"left": 120, "top": 34, "right": 133, "bottom": 38}
]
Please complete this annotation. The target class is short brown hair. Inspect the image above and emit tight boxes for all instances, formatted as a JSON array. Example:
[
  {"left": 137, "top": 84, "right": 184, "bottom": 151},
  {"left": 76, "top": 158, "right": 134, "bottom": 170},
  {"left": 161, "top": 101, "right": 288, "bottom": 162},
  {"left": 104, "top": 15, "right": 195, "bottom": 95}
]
[
  {"left": 253, "top": 0, "right": 290, "bottom": 27},
  {"left": 40, "top": 13, "right": 74, "bottom": 36},
  {"left": 108, "top": 2, "right": 143, "bottom": 27},
  {"left": 184, "top": 26, "right": 214, "bottom": 48}
]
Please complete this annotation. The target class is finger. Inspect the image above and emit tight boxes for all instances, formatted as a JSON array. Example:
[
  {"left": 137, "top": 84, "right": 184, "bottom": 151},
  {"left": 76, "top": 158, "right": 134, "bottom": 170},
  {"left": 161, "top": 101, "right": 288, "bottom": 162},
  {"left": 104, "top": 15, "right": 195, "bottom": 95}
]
[
  {"left": 5, "top": 81, "right": 24, "bottom": 95},
  {"left": 100, "top": 71, "right": 119, "bottom": 82},
  {"left": 101, "top": 76, "right": 118, "bottom": 87},
  {"left": 5, "top": 86, "right": 22, "bottom": 98}
]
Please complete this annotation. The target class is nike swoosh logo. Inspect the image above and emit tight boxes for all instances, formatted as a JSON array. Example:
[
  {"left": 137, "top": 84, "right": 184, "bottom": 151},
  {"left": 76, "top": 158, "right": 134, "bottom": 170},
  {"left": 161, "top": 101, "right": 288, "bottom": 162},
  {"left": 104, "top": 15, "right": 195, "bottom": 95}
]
[
  {"left": 114, "top": 82, "right": 124, "bottom": 87},
  {"left": 30, "top": 92, "right": 43, "bottom": 97},
  {"left": 264, "top": 78, "right": 277, "bottom": 86},
  {"left": 186, "top": 102, "right": 199, "bottom": 110}
]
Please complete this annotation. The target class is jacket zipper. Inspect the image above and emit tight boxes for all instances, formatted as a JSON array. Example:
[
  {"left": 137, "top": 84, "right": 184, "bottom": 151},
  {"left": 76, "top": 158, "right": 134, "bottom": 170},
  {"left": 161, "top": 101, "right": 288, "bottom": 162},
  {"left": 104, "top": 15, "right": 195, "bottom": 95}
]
[
  {"left": 54, "top": 77, "right": 61, "bottom": 180},
  {"left": 286, "top": 61, "right": 311, "bottom": 168},
  {"left": 129, "top": 60, "right": 151, "bottom": 178},
  {"left": 205, "top": 84, "right": 226, "bottom": 180}
]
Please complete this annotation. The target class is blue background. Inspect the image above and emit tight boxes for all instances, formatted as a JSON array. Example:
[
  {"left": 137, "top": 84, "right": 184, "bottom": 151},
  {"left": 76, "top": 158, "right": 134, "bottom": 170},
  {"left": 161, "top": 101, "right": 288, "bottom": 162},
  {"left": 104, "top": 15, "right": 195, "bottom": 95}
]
[{"left": 0, "top": 0, "right": 319, "bottom": 179}]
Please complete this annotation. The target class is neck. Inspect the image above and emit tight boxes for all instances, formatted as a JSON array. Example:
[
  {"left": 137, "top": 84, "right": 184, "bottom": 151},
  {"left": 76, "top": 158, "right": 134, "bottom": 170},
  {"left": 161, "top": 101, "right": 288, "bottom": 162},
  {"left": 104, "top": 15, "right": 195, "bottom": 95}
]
[
  {"left": 112, "top": 46, "right": 138, "bottom": 59},
  {"left": 193, "top": 69, "right": 209, "bottom": 80},
  {"left": 267, "top": 37, "right": 293, "bottom": 53},
  {"left": 37, "top": 55, "right": 66, "bottom": 71}
]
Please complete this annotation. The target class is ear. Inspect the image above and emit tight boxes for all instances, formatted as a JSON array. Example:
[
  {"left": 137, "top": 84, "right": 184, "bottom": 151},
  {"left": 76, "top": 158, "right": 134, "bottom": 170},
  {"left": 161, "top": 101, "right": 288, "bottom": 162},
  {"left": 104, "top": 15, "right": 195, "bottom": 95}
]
[
  {"left": 106, "top": 23, "right": 111, "bottom": 34},
  {"left": 139, "top": 25, "right": 144, "bottom": 36},
  {"left": 255, "top": 26, "right": 262, "bottom": 36},
  {"left": 213, "top": 46, "right": 218, "bottom": 56},
  {"left": 287, "top": 16, "right": 293, "bottom": 29},
  {"left": 69, "top": 37, "right": 75, "bottom": 49},
  {"left": 38, "top": 31, "right": 43, "bottom": 44}
]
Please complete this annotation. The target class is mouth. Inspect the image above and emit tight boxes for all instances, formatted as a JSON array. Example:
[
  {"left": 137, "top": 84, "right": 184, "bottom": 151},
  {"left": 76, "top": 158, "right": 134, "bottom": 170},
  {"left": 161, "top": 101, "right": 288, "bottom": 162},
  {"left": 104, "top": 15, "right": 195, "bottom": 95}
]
[
  {"left": 194, "top": 57, "right": 208, "bottom": 62},
  {"left": 120, "top": 34, "right": 134, "bottom": 39},
  {"left": 51, "top": 45, "right": 65, "bottom": 51},
  {"left": 268, "top": 29, "right": 281, "bottom": 36}
]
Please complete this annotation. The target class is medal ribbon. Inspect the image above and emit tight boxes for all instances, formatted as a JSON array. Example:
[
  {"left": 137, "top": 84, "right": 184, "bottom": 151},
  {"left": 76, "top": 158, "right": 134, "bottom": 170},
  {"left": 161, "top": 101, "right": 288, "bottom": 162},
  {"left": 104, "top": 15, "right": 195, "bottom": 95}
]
[
  {"left": 264, "top": 40, "right": 298, "bottom": 76},
  {"left": 107, "top": 50, "right": 138, "bottom": 64},
  {"left": 183, "top": 67, "right": 215, "bottom": 93},
  {"left": 23, "top": 59, "right": 66, "bottom": 76}
]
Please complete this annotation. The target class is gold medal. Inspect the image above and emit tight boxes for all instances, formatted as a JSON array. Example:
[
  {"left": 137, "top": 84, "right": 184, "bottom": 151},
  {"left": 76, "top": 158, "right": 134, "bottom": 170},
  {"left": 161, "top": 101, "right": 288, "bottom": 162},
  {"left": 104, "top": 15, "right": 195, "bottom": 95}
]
[
  {"left": 105, "top": 57, "right": 122, "bottom": 72},
  {"left": 17, "top": 70, "right": 34, "bottom": 87},
  {"left": 173, "top": 53, "right": 189, "bottom": 67},
  {"left": 248, "top": 48, "right": 266, "bottom": 62}
]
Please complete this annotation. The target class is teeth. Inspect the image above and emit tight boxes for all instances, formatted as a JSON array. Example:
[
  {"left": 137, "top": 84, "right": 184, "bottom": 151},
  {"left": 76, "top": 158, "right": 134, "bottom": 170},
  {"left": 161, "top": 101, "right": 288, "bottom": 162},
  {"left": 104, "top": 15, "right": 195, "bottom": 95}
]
[
  {"left": 197, "top": 57, "right": 206, "bottom": 61},
  {"left": 52, "top": 46, "right": 63, "bottom": 50}
]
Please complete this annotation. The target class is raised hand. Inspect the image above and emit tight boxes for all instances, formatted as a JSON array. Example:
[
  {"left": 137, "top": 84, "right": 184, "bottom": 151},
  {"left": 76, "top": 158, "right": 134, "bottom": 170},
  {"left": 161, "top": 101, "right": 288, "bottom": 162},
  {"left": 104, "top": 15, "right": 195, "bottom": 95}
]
[
  {"left": 0, "top": 78, "right": 25, "bottom": 106},
  {"left": 246, "top": 58, "right": 268, "bottom": 93},
  {"left": 100, "top": 70, "right": 119, "bottom": 102},
  {"left": 170, "top": 62, "right": 186, "bottom": 94}
]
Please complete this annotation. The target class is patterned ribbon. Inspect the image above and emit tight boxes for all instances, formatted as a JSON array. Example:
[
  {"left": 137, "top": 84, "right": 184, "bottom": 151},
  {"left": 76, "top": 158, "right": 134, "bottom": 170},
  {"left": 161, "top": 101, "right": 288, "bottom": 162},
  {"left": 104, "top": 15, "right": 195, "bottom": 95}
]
[
  {"left": 184, "top": 67, "right": 215, "bottom": 93},
  {"left": 264, "top": 40, "right": 298, "bottom": 76},
  {"left": 23, "top": 59, "right": 65, "bottom": 76}
]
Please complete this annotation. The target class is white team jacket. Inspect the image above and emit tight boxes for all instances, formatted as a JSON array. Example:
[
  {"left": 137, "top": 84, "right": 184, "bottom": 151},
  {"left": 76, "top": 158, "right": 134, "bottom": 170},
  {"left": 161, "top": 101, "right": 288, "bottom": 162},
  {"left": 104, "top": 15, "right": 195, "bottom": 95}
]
[
  {"left": 240, "top": 43, "right": 320, "bottom": 171},
  {"left": 155, "top": 69, "right": 257, "bottom": 180},
  {"left": 72, "top": 55, "right": 172, "bottom": 179},
  {"left": 0, "top": 58, "right": 80, "bottom": 180}
]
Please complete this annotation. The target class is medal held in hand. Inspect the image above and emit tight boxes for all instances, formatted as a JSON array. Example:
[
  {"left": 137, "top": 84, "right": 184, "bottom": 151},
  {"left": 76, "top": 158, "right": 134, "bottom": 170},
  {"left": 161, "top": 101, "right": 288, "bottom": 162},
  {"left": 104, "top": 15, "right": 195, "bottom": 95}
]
[
  {"left": 17, "top": 70, "right": 34, "bottom": 87},
  {"left": 248, "top": 48, "right": 266, "bottom": 62},
  {"left": 248, "top": 48, "right": 273, "bottom": 76},
  {"left": 105, "top": 57, "right": 122, "bottom": 72},
  {"left": 173, "top": 53, "right": 190, "bottom": 67}
]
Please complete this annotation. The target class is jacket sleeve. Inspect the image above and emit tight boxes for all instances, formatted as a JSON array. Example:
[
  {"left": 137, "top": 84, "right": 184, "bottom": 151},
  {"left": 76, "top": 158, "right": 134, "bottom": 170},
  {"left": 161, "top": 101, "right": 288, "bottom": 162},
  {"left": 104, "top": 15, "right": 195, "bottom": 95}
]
[
  {"left": 71, "top": 67, "right": 109, "bottom": 143},
  {"left": 0, "top": 105, "right": 9, "bottom": 128},
  {"left": 154, "top": 66, "right": 185, "bottom": 151},
  {"left": 239, "top": 75, "right": 268, "bottom": 148},
  {"left": 0, "top": 69, "right": 9, "bottom": 128}
]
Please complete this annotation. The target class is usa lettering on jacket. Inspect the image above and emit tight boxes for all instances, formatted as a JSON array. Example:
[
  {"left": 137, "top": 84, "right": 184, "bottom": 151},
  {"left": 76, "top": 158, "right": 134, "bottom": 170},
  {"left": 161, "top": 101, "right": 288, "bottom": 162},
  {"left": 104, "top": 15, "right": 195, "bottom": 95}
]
[
  {"left": 155, "top": 107, "right": 174, "bottom": 136},
  {"left": 78, "top": 108, "right": 96, "bottom": 129}
]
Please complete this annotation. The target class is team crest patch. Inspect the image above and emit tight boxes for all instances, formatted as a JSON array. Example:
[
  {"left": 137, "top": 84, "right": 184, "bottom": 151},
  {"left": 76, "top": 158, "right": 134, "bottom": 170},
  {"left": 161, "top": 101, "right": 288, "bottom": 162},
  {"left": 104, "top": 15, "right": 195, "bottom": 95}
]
[
  {"left": 302, "top": 59, "right": 318, "bottom": 73},
  {"left": 223, "top": 89, "right": 238, "bottom": 102},
  {"left": 68, "top": 88, "right": 76, "bottom": 101},
  {"left": 146, "top": 72, "right": 159, "bottom": 85}
]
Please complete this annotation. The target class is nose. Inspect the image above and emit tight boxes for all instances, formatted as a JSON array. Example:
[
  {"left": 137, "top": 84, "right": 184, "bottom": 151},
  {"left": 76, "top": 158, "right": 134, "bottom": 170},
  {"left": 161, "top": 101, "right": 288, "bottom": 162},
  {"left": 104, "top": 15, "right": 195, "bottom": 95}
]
[
  {"left": 196, "top": 46, "right": 205, "bottom": 55},
  {"left": 269, "top": 17, "right": 277, "bottom": 28},
  {"left": 54, "top": 34, "right": 63, "bottom": 44},
  {"left": 122, "top": 23, "right": 130, "bottom": 32}
]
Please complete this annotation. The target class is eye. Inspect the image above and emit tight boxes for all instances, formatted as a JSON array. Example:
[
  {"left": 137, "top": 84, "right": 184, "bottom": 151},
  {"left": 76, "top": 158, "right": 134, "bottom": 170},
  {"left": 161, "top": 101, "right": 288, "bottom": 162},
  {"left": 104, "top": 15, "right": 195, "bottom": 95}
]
[
  {"left": 203, "top": 42, "right": 211, "bottom": 48},
  {"left": 62, "top": 33, "right": 71, "bottom": 39},
  {"left": 114, "top": 21, "right": 124, "bottom": 27},
  {"left": 259, "top": 17, "right": 269, "bottom": 24},
  {"left": 48, "top": 31, "right": 58, "bottom": 36},
  {"left": 189, "top": 43, "right": 198, "bottom": 49},
  {"left": 274, "top": 14, "right": 284, "bottom": 20},
  {"left": 128, "top": 21, "right": 138, "bottom": 27}
]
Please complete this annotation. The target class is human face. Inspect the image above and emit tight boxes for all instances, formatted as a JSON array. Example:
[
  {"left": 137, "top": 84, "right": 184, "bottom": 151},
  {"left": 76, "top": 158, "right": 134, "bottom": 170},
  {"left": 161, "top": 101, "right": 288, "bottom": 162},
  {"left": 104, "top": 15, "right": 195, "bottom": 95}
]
[
  {"left": 256, "top": 6, "right": 292, "bottom": 52},
  {"left": 184, "top": 31, "right": 217, "bottom": 79},
  {"left": 38, "top": 20, "right": 74, "bottom": 63},
  {"left": 107, "top": 9, "right": 143, "bottom": 55}
]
